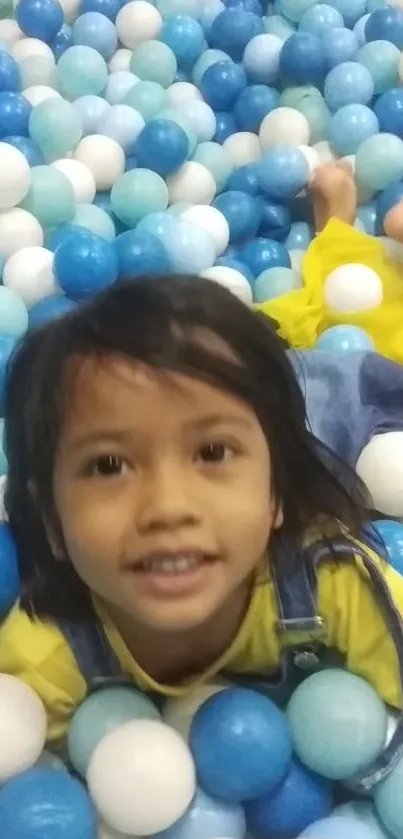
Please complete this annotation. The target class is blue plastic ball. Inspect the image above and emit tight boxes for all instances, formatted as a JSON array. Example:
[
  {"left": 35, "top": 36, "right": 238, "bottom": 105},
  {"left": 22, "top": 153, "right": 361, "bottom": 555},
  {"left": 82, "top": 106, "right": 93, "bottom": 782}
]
[
  {"left": 200, "top": 60, "right": 247, "bottom": 109},
  {"left": 258, "top": 146, "right": 309, "bottom": 200},
  {"left": 299, "top": 4, "right": 344, "bottom": 36},
  {"left": 209, "top": 8, "right": 264, "bottom": 60},
  {"left": 15, "top": 0, "right": 63, "bottom": 43},
  {"left": 0, "top": 523, "right": 19, "bottom": 618},
  {"left": 154, "top": 786, "right": 246, "bottom": 839},
  {"left": 73, "top": 94, "right": 109, "bottom": 135},
  {"left": 240, "top": 237, "right": 291, "bottom": 276},
  {"left": 329, "top": 104, "right": 379, "bottom": 155},
  {"left": 116, "top": 229, "right": 171, "bottom": 277},
  {"left": 354, "top": 13, "right": 370, "bottom": 46},
  {"left": 53, "top": 229, "right": 119, "bottom": 299},
  {"left": 315, "top": 325, "right": 375, "bottom": 351},
  {"left": 324, "top": 61, "right": 373, "bottom": 110},
  {"left": 3, "top": 134, "right": 43, "bottom": 166},
  {"left": 0, "top": 92, "right": 31, "bottom": 139},
  {"left": 189, "top": 688, "right": 292, "bottom": 802},
  {"left": 79, "top": 0, "right": 120, "bottom": 20},
  {"left": 322, "top": 27, "right": 358, "bottom": 67},
  {"left": 0, "top": 767, "right": 96, "bottom": 839},
  {"left": 215, "top": 256, "right": 255, "bottom": 284},
  {"left": 245, "top": 760, "right": 333, "bottom": 839},
  {"left": 356, "top": 202, "right": 377, "bottom": 234},
  {"left": 160, "top": 15, "right": 205, "bottom": 66},
  {"left": 51, "top": 24, "right": 74, "bottom": 59},
  {"left": 326, "top": 0, "right": 366, "bottom": 27},
  {"left": 279, "top": 33, "right": 328, "bottom": 85},
  {"left": 0, "top": 50, "right": 21, "bottom": 93},
  {"left": 72, "top": 12, "right": 118, "bottom": 60},
  {"left": 365, "top": 6, "right": 403, "bottom": 48},
  {"left": 29, "top": 294, "right": 76, "bottom": 328},
  {"left": 234, "top": 84, "right": 279, "bottom": 131},
  {"left": 213, "top": 109, "right": 237, "bottom": 142},
  {"left": 226, "top": 0, "right": 262, "bottom": 11},
  {"left": 374, "top": 88, "right": 403, "bottom": 138},
  {"left": 213, "top": 190, "right": 262, "bottom": 242},
  {"left": 226, "top": 162, "right": 263, "bottom": 195},
  {"left": 259, "top": 199, "right": 291, "bottom": 240},
  {"left": 300, "top": 814, "right": 382, "bottom": 839},
  {"left": 373, "top": 519, "right": 403, "bottom": 575},
  {"left": 135, "top": 118, "right": 189, "bottom": 174},
  {"left": 376, "top": 179, "right": 403, "bottom": 229}
]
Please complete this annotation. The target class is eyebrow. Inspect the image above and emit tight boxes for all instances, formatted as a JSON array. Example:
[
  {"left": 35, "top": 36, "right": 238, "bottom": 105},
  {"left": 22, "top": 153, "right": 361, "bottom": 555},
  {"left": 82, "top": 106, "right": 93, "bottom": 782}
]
[{"left": 66, "top": 414, "right": 254, "bottom": 452}]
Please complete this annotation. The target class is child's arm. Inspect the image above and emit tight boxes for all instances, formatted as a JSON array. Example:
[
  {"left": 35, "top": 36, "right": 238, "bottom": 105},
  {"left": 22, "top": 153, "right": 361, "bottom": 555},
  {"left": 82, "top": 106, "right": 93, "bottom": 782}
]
[
  {"left": 318, "top": 545, "right": 403, "bottom": 708},
  {"left": 309, "top": 161, "right": 357, "bottom": 232}
]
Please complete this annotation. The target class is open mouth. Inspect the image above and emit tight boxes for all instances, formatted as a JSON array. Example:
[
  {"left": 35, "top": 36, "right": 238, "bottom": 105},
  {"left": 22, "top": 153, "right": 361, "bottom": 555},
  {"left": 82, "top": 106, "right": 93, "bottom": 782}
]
[
  {"left": 126, "top": 551, "right": 219, "bottom": 595},
  {"left": 134, "top": 553, "right": 216, "bottom": 574}
]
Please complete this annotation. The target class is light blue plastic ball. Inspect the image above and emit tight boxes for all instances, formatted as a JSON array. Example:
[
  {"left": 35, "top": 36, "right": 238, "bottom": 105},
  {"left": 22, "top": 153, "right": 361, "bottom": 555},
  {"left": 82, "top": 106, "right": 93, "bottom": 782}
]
[
  {"left": 97, "top": 103, "right": 145, "bottom": 150},
  {"left": 356, "top": 202, "right": 377, "bottom": 234},
  {"left": 299, "top": 4, "right": 343, "bottom": 35},
  {"left": 124, "top": 80, "right": 167, "bottom": 122},
  {"left": 57, "top": 45, "right": 108, "bottom": 99},
  {"left": 325, "top": 0, "right": 366, "bottom": 27},
  {"left": 0, "top": 286, "right": 28, "bottom": 336},
  {"left": 136, "top": 210, "right": 178, "bottom": 247},
  {"left": 73, "top": 203, "right": 116, "bottom": 240},
  {"left": 154, "top": 787, "right": 246, "bottom": 839},
  {"left": 0, "top": 768, "right": 96, "bottom": 839},
  {"left": 373, "top": 519, "right": 403, "bottom": 575},
  {"left": 165, "top": 220, "right": 216, "bottom": 272},
  {"left": 263, "top": 13, "right": 296, "bottom": 39},
  {"left": 29, "top": 294, "right": 76, "bottom": 329},
  {"left": 116, "top": 228, "right": 171, "bottom": 277},
  {"left": 72, "top": 11, "right": 117, "bottom": 59},
  {"left": 105, "top": 71, "right": 139, "bottom": 105},
  {"left": 192, "top": 140, "right": 234, "bottom": 191},
  {"left": 279, "top": 0, "right": 318, "bottom": 24},
  {"left": 285, "top": 221, "right": 312, "bottom": 250},
  {"left": 322, "top": 28, "right": 358, "bottom": 68},
  {"left": 130, "top": 40, "right": 177, "bottom": 88},
  {"left": 354, "top": 13, "right": 370, "bottom": 46},
  {"left": 254, "top": 265, "right": 301, "bottom": 300},
  {"left": 28, "top": 97, "right": 83, "bottom": 160},
  {"left": 300, "top": 815, "right": 385, "bottom": 839},
  {"left": 160, "top": 15, "right": 205, "bottom": 66},
  {"left": 199, "top": 0, "right": 225, "bottom": 36},
  {"left": 365, "top": 5, "right": 403, "bottom": 49},
  {"left": 329, "top": 104, "right": 379, "bottom": 155},
  {"left": 73, "top": 94, "right": 109, "bottom": 134},
  {"left": 111, "top": 169, "right": 169, "bottom": 227},
  {"left": 258, "top": 145, "right": 309, "bottom": 200},
  {"left": 333, "top": 801, "right": 391, "bottom": 839},
  {"left": 315, "top": 325, "right": 375, "bottom": 351},
  {"left": 324, "top": 61, "right": 373, "bottom": 111},
  {"left": 0, "top": 523, "right": 19, "bottom": 618},
  {"left": 357, "top": 40, "right": 400, "bottom": 95},
  {"left": 178, "top": 99, "right": 216, "bottom": 142},
  {"left": 51, "top": 23, "right": 74, "bottom": 59},
  {"left": 191, "top": 48, "right": 232, "bottom": 86}
]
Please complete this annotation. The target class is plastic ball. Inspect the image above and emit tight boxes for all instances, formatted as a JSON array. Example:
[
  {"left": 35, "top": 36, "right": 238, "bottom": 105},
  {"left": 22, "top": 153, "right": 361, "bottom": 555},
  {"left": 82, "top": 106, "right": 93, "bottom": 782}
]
[
  {"left": 87, "top": 719, "right": 196, "bottom": 836},
  {"left": 111, "top": 168, "right": 169, "bottom": 226},
  {"left": 365, "top": 5, "right": 403, "bottom": 48},
  {"left": 191, "top": 47, "right": 231, "bottom": 86},
  {"left": 165, "top": 81, "right": 203, "bottom": 108},
  {"left": 226, "top": 161, "right": 263, "bottom": 195},
  {"left": 21, "top": 165, "right": 75, "bottom": 227},
  {"left": 287, "top": 669, "right": 387, "bottom": 780},
  {"left": 200, "top": 265, "right": 253, "bottom": 304},
  {"left": 374, "top": 87, "right": 403, "bottom": 137},
  {"left": 254, "top": 265, "right": 301, "bottom": 300},
  {"left": 0, "top": 522, "right": 19, "bottom": 617},
  {"left": 208, "top": 8, "right": 264, "bottom": 61},
  {"left": 52, "top": 23, "right": 74, "bottom": 59},
  {"left": 285, "top": 220, "right": 313, "bottom": 249},
  {"left": 3, "top": 245, "right": 57, "bottom": 306},
  {"left": 0, "top": 767, "right": 96, "bottom": 839},
  {"left": 213, "top": 109, "right": 237, "bottom": 143},
  {"left": 57, "top": 45, "right": 108, "bottom": 99},
  {"left": 200, "top": 60, "right": 247, "bottom": 110},
  {"left": 29, "top": 97, "right": 83, "bottom": 160},
  {"left": 0, "top": 49, "right": 21, "bottom": 92},
  {"left": 166, "top": 160, "right": 216, "bottom": 204},
  {"left": 0, "top": 90, "right": 31, "bottom": 138},
  {"left": 115, "top": 1, "right": 162, "bottom": 50},
  {"left": 74, "top": 135, "right": 125, "bottom": 191},
  {"left": 300, "top": 814, "right": 384, "bottom": 839},
  {"left": 68, "top": 687, "right": 160, "bottom": 778},
  {"left": 258, "top": 145, "right": 309, "bottom": 200},
  {"left": 245, "top": 759, "right": 333, "bottom": 839},
  {"left": 177, "top": 100, "right": 216, "bottom": 143},
  {"left": 154, "top": 786, "right": 246, "bottom": 839},
  {"left": 299, "top": 4, "right": 344, "bottom": 35},
  {"left": 130, "top": 40, "right": 177, "bottom": 88},
  {"left": 160, "top": 15, "right": 205, "bottom": 66},
  {"left": 329, "top": 104, "right": 379, "bottom": 156},
  {"left": 80, "top": 0, "right": 120, "bottom": 20},
  {"left": 108, "top": 48, "right": 132, "bottom": 73},
  {"left": 97, "top": 104, "right": 145, "bottom": 151},
  {"left": 242, "top": 33, "right": 282, "bottom": 84},
  {"left": 373, "top": 519, "right": 403, "bottom": 575},
  {"left": 0, "top": 674, "right": 47, "bottom": 782},
  {"left": 358, "top": 41, "right": 400, "bottom": 95},
  {"left": 324, "top": 62, "right": 373, "bottom": 111},
  {"left": 53, "top": 228, "right": 118, "bottom": 299},
  {"left": 51, "top": 159, "right": 95, "bottom": 204},
  {"left": 316, "top": 324, "right": 375, "bottom": 351},
  {"left": 0, "top": 206, "right": 43, "bottom": 259},
  {"left": 356, "top": 432, "right": 403, "bottom": 518},
  {"left": 135, "top": 118, "right": 189, "bottom": 174},
  {"left": 222, "top": 131, "right": 261, "bottom": 166},
  {"left": 192, "top": 140, "right": 233, "bottom": 191},
  {"left": 29, "top": 293, "right": 76, "bottom": 328},
  {"left": 105, "top": 72, "right": 138, "bottom": 106},
  {"left": 12, "top": 37, "right": 54, "bottom": 63},
  {"left": 15, "top": 0, "right": 63, "bottom": 43},
  {"left": 264, "top": 13, "right": 296, "bottom": 39},
  {"left": 279, "top": 33, "right": 327, "bottom": 85},
  {"left": 73, "top": 94, "right": 109, "bottom": 135},
  {"left": 116, "top": 229, "right": 171, "bottom": 277},
  {"left": 189, "top": 687, "right": 292, "bottom": 802},
  {"left": 180, "top": 204, "right": 229, "bottom": 255},
  {"left": 278, "top": 0, "right": 317, "bottom": 24},
  {"left": 233, "top": 85, "right": 279, "bottom": 132},
  {"left": 333, "top": 801, "right": 392, "bottom": 839},
  {"left": 164, "top": 220, "right": 216, "bottom": 273},
  {"left": 72, "top": 203, "right": 116, "bottom": 240},
  {"left": 0, "top": 285, "right": 28, "bottom": 336},
  {"left": 259, "top": 106, "right": 310, "bottom": 148},
  {"left": 355, "top": 133, "right": 403, "bottom": 191},
  {"left": 163, "top": 682, "right": 229, "bottom": 740},
  {"left": 323, "top": 262, "right": 383, "bottom": 313},
  {"left": 124, "top": 79, "right": 166, "bottom": 121},
  {"left": 73, "top": 12, "right": 117, "bottom": 60},
  {"left": 213, "top": 190, "right": 261, "bottom": 242}
]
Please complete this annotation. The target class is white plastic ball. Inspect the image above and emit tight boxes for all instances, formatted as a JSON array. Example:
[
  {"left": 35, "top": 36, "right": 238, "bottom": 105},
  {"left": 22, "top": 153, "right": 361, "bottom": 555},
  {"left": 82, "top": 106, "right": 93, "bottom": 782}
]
[
  {"left": 0, "top": 143, "right": 31, "bottom": 211},
  {"left": 166, "top": 161, "right": 216, "bottom": 205},
  {"left": 12, "top": 37, "right": 53, "bottom": 63},
  {"left": 200, "top": 266, "right": 253, "bottom": 305},
  {"left": 323, "top": 263, "right": 383, "bottom": 313},
  {"left": 115, "top": 1, "right": 162, "bottom": 49},
  {"left": 0, "top": 674, "right": 47, "bottom": 783},
  {"left": 3, "top": 246, "right": 57, "bottom": 308},
  {"left": 98, "top": 820, "right": 139, "bottom": 839},
  {"left": 0, "top": 208, "right": 43, "bottom": 259},
  {"left": 20, "top": 53, "right": 56, "bottom": 88},
  {"left": 178, "top": 100, "right": 216, "bottom": 143},
  {"left": 289, "top": 249, "right": 306, "bottom": 274},
  {"left": 87, "top": 719, "right": 196, "bottom": 836},
  {"left": 298, "top": 144, "right": 320, "bottom": 176},
  {"left": 180, "top": 205, "right": 229, "bottom": 255},
  {"left": 163, "top": 681, "right": 229, "bottom": 740},
  {"left": 312, "top": 141, "right": 337, "bottom": 164},
  {"left": 0, "top": 19, "right": 22, "bottom": 48},
  {"left": 22, "top": 85, "right": 61, "bottom": 106},
  {"left": 59, "top": 0, "right": 80, "bottom": 22},
  {"left": 109, "top": 49, "right": 133, "bottom": 73},
  {"left": 74, "top": 135, "right": 125, "bottom": 191},
  {"left": 222, "top": 131, "right": 262, "bottom": 166},
  {"left": 356, "top": 432, "right": 403, "bottom": 517},
  {"left": 379, "top": 236, "right": 403, "bottom": 264},
  {"left": 259, "top": 107, "right": 310, "bottom": 149},
  {"left": 166, "top": 82, "right": 203, "bottom": 108},
  {"left": 52, "top": 159, "right": 96, "bottom": 204}
]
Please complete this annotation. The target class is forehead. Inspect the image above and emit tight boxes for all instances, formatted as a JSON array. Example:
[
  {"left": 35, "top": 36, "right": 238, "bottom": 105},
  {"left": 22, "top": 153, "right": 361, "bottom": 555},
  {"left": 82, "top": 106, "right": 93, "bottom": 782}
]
[{"left": 61, "top": 354, "right": 253, "bottom": 436}]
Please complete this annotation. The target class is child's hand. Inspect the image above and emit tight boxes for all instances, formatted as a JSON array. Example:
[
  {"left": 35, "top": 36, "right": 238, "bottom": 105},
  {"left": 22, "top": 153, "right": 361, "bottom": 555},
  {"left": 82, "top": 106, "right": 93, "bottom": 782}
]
[{"left": 309, "top": 161, "right": 357, "bottom": 233}]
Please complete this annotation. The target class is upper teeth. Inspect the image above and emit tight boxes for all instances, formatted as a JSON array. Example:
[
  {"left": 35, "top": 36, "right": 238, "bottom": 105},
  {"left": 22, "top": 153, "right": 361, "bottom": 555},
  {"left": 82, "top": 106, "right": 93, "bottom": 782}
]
[{"left": 142, "top": 556, "right": 201, "bottom": 573}]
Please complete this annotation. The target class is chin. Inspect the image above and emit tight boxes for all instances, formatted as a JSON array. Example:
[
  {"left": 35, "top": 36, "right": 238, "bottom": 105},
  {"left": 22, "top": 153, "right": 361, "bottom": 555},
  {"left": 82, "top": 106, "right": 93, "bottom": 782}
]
[{"left": 138, "top": 602, "right": 221, "bottom": 634}]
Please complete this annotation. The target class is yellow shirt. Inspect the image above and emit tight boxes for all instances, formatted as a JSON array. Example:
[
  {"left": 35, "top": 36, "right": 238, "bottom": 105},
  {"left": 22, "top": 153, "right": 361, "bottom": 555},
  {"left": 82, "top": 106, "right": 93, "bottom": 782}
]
[{"left": 0, "top": 542, "right": 402, "bottom": 745}]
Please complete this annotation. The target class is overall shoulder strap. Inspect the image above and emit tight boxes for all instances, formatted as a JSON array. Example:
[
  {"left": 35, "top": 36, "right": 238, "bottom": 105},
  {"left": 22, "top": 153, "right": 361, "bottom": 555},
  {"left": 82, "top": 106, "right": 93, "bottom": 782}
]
[{"left": 58, "top": 616, "right": 128, "bottom": 692}]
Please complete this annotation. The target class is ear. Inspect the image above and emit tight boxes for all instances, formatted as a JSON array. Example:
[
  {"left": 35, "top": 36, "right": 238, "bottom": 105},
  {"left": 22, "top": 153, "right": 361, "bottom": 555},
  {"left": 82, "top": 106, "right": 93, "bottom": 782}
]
[{"left": 271, "top": 497, "right": 284, "bottom": 530}]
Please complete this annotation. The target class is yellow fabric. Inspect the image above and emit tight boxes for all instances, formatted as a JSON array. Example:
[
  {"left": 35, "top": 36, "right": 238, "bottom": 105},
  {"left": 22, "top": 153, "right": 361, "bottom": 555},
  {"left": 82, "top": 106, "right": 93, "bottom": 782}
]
[
  {"left": 0, "top": 541, "right": 402, "bottom": 745},
  {"left": 257, "top": 219, "right": 403, "bottom": 365}
]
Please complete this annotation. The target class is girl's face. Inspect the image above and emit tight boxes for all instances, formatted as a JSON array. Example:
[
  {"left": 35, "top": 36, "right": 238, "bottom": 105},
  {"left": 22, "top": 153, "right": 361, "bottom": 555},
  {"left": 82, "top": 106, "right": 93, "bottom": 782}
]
[{"left": 53, "top": 355, "right": 282, "bottom": 633}]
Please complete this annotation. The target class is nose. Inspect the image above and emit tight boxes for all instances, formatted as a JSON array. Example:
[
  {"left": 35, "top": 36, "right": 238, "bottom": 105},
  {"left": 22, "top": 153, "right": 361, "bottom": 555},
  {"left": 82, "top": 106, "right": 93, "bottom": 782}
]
[{"left": 136, "top": 459, "right": 201, "bottom": 533}]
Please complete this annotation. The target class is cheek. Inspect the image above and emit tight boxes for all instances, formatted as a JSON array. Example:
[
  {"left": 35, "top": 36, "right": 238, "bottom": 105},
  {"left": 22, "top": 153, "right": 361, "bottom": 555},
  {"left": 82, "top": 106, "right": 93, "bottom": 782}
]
[{"left": 56, "top": 488, "right": 125, "bottom": 578}]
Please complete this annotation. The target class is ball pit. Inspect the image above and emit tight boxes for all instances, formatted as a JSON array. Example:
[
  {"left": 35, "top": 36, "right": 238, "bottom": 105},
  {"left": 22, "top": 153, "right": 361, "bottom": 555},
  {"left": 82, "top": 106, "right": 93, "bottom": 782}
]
[{"left": 1, "top": 0, "right": 403, "bottom": 836}]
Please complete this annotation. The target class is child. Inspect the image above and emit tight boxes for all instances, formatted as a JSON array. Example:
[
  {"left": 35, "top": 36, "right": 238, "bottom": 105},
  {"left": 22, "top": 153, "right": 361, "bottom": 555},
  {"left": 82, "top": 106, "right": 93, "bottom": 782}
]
[{"left": 0, "top": 275, "right": 403, "bottom": 791}]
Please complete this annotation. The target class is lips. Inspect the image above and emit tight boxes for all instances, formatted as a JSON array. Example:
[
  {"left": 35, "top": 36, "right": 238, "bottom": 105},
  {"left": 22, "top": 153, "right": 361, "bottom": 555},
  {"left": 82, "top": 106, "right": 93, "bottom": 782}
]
[{"left": 128, "top": 550, "right": 217, "bottom": 575}]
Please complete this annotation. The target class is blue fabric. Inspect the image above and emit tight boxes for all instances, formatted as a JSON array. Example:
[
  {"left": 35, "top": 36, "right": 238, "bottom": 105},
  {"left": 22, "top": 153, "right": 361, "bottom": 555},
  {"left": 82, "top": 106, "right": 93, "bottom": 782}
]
[{"left": 289, "top": 350, "right": 403, "bottom": 466}]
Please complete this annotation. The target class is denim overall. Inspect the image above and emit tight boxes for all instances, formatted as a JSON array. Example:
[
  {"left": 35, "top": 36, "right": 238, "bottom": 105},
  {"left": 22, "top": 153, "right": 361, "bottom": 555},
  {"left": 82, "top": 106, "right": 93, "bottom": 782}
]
[{"left": 58, "top": 537, "right": 403, "bottom": 795}]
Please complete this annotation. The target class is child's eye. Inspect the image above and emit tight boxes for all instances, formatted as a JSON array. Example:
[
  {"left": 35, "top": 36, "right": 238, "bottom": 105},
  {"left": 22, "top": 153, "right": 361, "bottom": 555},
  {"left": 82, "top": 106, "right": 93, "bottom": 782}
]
[
  {"left": 197, "top": 442, "right": 234, "bottom": 464},
  {"left": 85, "top": 455, "right": 128, "bottom": 477}
]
